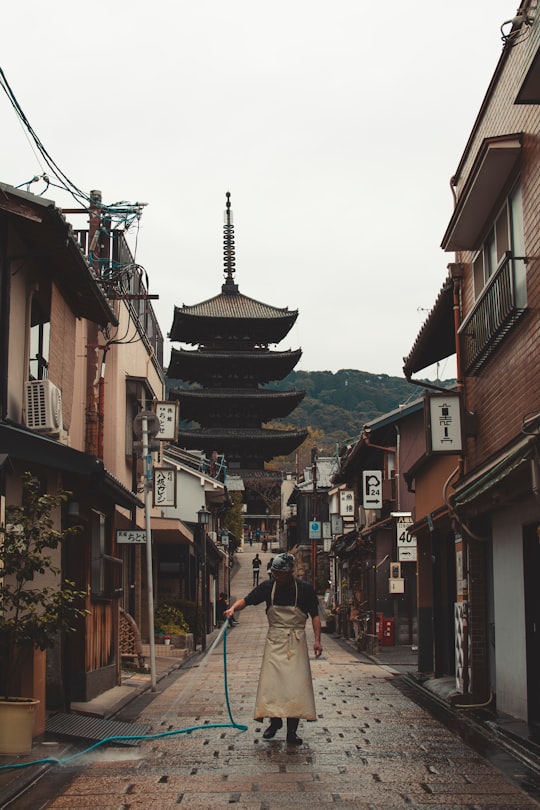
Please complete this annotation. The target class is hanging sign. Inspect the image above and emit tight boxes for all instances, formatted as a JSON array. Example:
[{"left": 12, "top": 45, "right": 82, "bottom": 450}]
[
  {"left": 362, "top": 470, "right": 382, "bottom": 509},
  {"left": 330, "top": 513, "right": 343, "bottom": 535},
  {"left": 339, "top": 489, "right": 355, "bottom": 517},
  {"left": 426, "top": 393, "right": 462, "bottom": 453},
  {"left": 153, "top": 467, "right": 176, "bottom": 507},
  {"left": 155, "top": 401, "right": 179, "bottom": 441}
]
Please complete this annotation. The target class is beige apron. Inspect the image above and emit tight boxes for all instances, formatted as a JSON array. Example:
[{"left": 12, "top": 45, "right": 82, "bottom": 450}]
[{"left": 254, "top": 582, "right": 317, "bottom": 721}]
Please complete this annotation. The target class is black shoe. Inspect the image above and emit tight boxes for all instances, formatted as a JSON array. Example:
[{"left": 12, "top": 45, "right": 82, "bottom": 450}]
[
  {"left": 286, "top": 732, "right": 303, "bottom": 745},
  {"left": 262, "top": 719, "right": 283, "bottom": 739}
]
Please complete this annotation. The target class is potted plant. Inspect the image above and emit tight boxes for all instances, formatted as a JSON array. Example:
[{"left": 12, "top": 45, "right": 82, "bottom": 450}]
[{"left": 0, "top": 472, "right": 87, "bottom": 754}]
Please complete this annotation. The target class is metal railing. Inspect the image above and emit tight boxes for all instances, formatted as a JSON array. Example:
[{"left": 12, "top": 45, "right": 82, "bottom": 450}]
[{"left": 459, "top": 252, "right": 526, "bottom": 374}]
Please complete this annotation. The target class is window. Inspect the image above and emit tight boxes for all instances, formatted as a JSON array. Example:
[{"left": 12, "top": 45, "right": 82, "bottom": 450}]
[
  {"left": 473, "top": 184, "right": 524, "bottom": 301},
  {"left": 29, "top": 287, "right": 51, "bottom": 381},
  {"left": 459, "top": 183, "right": 527, "bottom": 374},
  {"left": 91, "top": 509, "right": 121, "bottom": 598}
]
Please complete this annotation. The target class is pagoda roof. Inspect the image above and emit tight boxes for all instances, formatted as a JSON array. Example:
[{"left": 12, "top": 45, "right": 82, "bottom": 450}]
[
  {"left": 169, "top": 290, "right": 298, "bottom": 345},
  {"left": 167, "top": 347, "right": 302, "bottom": 384},
  {"left": 170, "top": 387, "right": 305, "bottom": 421},
  {"left": 176, "top": 426, "right": 308, "bottom": 462}
]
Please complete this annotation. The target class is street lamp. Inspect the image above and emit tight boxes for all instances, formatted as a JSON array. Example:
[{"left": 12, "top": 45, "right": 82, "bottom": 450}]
[{"left": 198, "top": 506, "right": 211, "bottom": 652}]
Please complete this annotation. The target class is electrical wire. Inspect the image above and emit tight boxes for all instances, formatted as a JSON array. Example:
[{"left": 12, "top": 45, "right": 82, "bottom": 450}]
[
  {"left": 0, "top": 621, "right": 247, "bottom": 772},
  {"left": 0, "top": 67, "right": 146, "bottom": 231}
]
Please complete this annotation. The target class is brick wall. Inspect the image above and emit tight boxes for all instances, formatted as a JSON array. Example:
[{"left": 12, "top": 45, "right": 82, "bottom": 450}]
[{"left": 450, "top": 28, "right": 540, "bottom": 469}]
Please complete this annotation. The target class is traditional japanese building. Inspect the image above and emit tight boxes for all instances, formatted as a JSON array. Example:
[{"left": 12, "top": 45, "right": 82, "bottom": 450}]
[{"left": 167, "top": 194, "right": 307, "bottom": 472}]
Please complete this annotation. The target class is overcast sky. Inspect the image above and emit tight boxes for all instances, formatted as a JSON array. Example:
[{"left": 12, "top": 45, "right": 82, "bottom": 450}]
[{"left": 2, "top": 0, "right": 518, "bottom": 379}]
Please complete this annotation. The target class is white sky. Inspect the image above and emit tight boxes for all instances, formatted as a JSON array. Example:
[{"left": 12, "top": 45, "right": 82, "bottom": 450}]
[{"left": 2, "top": 0, "right": 518, "bottom": 379}]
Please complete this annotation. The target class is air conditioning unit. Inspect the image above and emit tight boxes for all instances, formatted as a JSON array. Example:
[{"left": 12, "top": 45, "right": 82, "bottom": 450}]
[{"left": 25, "top": 380, "right": 63, "bottom": 432}]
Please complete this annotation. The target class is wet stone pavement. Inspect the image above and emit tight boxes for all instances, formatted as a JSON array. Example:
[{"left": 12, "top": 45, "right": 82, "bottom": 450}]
[{"left": 4, "top": 547, "right": 540, "bottom": 809}]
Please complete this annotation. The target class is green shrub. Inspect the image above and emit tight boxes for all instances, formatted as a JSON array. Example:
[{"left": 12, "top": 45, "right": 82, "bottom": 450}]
[{"left": 154, "top": 603, "right": 189, "bottom": 635}]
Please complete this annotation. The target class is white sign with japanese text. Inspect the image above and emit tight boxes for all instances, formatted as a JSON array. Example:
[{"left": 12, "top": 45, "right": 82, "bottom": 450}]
[
  {"left": 155, "top": 401, "right": 179, "bottom": 441},
  {"left": 339, "top": 489, "right": 355, "bottom": 517},
  {"left": 117, "top": 530, "right": 146, "bottom": 544},
  {"left": 153, "top": 467, "right": 176, "bottom": 507}
]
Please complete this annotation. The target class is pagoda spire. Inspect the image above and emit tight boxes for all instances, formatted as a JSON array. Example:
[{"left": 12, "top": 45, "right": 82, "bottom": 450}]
[{"left": 222, "top": 191, "right": 239, "bottom": 294}]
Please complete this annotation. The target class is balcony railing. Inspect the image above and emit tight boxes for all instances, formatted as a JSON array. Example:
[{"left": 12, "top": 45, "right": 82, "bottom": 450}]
[{"left": 459, "top": 253, "right": 526, "bottom": 374}]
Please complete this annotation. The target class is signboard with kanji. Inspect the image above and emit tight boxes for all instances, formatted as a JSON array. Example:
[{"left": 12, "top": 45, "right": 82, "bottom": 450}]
[
  {"left": 155, "top": 401, "right": 179, "bottom": 441},
  {"left": 396, "top": 514, "right": 416, "bottom": 562},
  {"left": 153, "top": 467, "right": 176, "bottom": 507},
  {"left": 117, "top": 530, "right": 146, "bottom": 544},
  {"left": 426, "top": 393, "right": 462, "bottom": 453},
  {"left": 339, "top": 489, "right": 355, "bottom": 517}
]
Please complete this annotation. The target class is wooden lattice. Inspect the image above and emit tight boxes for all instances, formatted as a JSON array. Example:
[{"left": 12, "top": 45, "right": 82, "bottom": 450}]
[{"left": 120, "top": 608, "right": 145, "bottom": 668}]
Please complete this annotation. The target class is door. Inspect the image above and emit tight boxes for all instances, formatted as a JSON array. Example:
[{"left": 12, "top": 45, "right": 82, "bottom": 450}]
[{"left": 523, "top": 522, "right": 540, "bottom": 725}]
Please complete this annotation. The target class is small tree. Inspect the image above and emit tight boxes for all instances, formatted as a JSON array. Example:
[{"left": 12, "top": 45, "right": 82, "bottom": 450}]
[{"left": 0, "top": 472, "right": 87, "bottom": 698}]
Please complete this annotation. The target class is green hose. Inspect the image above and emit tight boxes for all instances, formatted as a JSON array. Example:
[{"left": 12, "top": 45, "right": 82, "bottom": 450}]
[{"left": 0, "top": 620, "right": 247, "bottom": 771}]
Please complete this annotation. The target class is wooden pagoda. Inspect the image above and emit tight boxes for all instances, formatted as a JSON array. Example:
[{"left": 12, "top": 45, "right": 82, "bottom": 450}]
[{"left": 167, "top": 193, "right": 307, "bottom": 471}]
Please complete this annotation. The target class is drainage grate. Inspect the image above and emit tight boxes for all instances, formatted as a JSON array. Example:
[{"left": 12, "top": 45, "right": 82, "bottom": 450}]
[{"left": 46, "top": 712, "right": 151, "bottom": 747}]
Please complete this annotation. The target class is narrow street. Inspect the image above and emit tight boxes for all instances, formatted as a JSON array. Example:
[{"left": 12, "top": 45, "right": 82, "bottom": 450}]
[{"left": 7, "top": 545, "right": 540, "bottom": 809}]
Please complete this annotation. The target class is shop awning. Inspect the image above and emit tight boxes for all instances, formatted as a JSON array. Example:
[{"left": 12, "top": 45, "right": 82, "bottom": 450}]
[
  {"left": 151, "top": 517, "right": 194, "bottom": 545},
  {"left": 453, "top": 438, "right": 534, "bottom": 508},
  {"left": 0, "top": 420, "right": 142, "bottom": 509}
]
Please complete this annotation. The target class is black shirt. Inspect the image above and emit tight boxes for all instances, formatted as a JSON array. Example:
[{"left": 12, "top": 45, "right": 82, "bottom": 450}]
[{"left": 244, "top": 577, "right": 319, "bottom": 618}]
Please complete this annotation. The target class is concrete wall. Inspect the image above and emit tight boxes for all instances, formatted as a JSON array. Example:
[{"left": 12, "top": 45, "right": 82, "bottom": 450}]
[{"left": 492, "top": 497, "right": 537, "bottom": 720}]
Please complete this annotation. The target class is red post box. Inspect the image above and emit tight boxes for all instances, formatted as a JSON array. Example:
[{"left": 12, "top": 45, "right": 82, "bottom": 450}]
[{"left": 382, "top": 618, "right": 395, "bottom": 646}]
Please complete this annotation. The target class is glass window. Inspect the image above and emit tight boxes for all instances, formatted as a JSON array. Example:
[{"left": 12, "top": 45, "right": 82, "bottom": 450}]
[
  {"left": 473, "top": 182, "right": 524, "bottom": 301},
  {"left": 29, "top": 292, "right": 50, "bottom": 380}
]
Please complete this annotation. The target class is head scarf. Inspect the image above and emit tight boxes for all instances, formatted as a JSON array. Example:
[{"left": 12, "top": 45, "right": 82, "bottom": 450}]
[{"left": 271, "top": 553, "right": 295, "bottom": 572}]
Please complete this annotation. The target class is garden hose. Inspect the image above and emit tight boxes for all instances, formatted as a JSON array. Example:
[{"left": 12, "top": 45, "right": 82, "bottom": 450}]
[{"left": 0, "top": 620, "right": 247, "bottom": 772}]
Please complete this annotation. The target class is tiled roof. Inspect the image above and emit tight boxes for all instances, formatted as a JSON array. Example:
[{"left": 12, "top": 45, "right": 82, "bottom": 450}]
[
  {"left": 171, "top": 388, "right": 304, "bottom": 401},
  {"left": 178, "top": 427, "right": 307, "bottom": 441},
  {"left": 174, "top": 291, "right": 297, "bottom": 320}
]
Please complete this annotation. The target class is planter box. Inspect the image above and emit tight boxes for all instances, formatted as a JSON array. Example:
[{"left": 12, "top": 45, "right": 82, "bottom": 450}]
[{"left": 169, "top": 633, "right": 194, "bottom": 651}]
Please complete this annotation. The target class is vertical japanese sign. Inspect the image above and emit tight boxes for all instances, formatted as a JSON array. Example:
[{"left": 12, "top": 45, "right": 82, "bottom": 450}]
[
  {"left": 339, "top": 489, "right": 355, "bottom": 517},
  {"left": 153, "top": 467, "right": 176, "bottom": 507},
  {"left": 155, "top": 401, "right": 179, "bottom": 441},
  {"left": 427, "top": 393, "right": 462, "bottom": 452},
  {"left": 362, "top": 470, "right": 382, "bottom": 509}
]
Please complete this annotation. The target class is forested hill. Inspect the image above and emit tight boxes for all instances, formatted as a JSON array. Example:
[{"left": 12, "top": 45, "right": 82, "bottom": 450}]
[
  {"left": 167, "top": 367, "right": 453, "bottom": 464},
  {"left": 266, "top": 369, "right": 443, "bottom": 456}
]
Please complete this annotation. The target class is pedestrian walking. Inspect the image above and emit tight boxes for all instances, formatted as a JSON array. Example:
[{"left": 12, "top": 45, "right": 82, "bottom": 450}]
[
  {"left": 224, "top": 552, "right": 322, "bottom": 745},
  {"left": 248, "top": 530, "right": 253, "bottom": 547},
  {"left": 252, "top": 553, "right": 262, "bottom": 586},
  {"left": 267, "top": 557, "right": 274, "bottom": 577}
]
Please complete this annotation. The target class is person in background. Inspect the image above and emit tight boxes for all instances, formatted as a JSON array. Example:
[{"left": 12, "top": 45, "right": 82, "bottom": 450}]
[
  {"left": 216, "top": 592, "right": 229, "bottom": 627},
  {"left": 267, "top": 557, "right": 274, "bottom": 578},
  {"left": 252, "top": 553, "right": 262, "bottom": 586},
  {"left": 224, "top": 553, "right": 322, "bottom": 746}
]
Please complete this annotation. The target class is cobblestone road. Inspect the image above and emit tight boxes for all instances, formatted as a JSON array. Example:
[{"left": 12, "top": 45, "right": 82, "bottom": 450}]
[{"left": 22, "top": 547, "right": 540, "bottom": 809}]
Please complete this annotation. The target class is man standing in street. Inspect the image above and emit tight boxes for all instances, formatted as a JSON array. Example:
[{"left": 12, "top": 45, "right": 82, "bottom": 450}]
[
  {"left": 252, "top": 553, "right": 262, "bottom": 586},
  {"left": 224, "top": 552, "right": 322, "bottom": 745}
]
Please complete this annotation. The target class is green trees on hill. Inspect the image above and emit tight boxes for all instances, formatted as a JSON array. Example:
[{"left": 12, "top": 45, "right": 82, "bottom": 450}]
[{"left": 266, "top": 369, "right": 421, "bottom": 454}]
